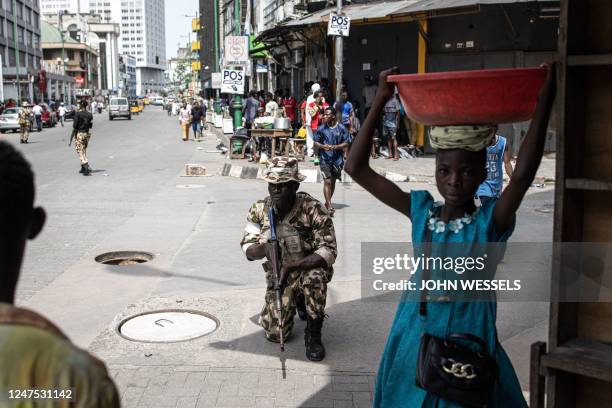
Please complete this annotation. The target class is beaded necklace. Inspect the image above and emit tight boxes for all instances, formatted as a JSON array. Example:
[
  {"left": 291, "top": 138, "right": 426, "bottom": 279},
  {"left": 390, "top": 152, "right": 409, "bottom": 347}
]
[{"left": 427, "top": 201, "right": 479, "bottom": 234}]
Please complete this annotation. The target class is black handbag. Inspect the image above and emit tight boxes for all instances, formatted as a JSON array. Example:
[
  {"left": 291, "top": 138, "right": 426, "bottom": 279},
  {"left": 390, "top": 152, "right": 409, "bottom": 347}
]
[
  {"left": 416, "top": 332, "right": 497, "bottom": 408},
  {"left": 415, "top": 229, "right": 497, "bottom": 408}
]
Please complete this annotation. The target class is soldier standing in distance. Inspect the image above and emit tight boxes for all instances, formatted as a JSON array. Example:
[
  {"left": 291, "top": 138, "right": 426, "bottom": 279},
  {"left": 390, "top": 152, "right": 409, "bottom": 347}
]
[
  {"left": 18, "top": 102, "right": 33, "bottom": 144},
  {"left": 73, "top": 99, "right": 94, "bottom": 176},
  {"left": 240, "top": 158, "right": 337, "bottom": 361}
]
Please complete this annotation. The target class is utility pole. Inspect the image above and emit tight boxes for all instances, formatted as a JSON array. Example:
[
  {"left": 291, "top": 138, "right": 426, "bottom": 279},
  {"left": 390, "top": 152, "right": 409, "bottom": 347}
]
[
  {"left": 59, "top": 10, "right": 67, "bottom": 103},
  {"left": 231, "top": 0, "right": 243, "bottom": 129},
  {"left": 335, "top": 0, "right": 343, "bottom": 103},
  {"left": 12, "top": 0, "right": 21, "bottom": 103},
  {"left": 213, "top": 0, "right": 221, "bottom": 114}
]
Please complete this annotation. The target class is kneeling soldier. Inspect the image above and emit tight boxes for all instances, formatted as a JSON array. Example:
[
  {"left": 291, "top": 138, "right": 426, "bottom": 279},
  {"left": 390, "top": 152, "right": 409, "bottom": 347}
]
[{"left": 240, "top": 157, "right": 337, "bottom": 361}]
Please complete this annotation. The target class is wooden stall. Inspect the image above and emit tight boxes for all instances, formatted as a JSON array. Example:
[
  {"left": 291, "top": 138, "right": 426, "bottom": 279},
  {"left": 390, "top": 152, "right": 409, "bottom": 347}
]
[{"left": 530, "top": 1, "right": 612, "bottom": 407}]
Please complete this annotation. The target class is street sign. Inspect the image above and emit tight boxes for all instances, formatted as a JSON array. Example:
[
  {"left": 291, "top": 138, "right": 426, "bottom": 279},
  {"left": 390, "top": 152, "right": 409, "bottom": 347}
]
[
  {"left": 327, "top": 13, "right": 350, "bottom": 37},
  {"left": 224, "top": 36, "right": 249, "bottom": 66},
  {"left": 75, "top": 76, "right": 85, "bottom": 85},
  {"left": 220, "top": 68, "right": 245, "bottom": 94},
  {"left": 211, "top": 72, "right": 222, "bottom": 89},
  {"left": 255, "top": 64, "right": 268, "bottom": 73}
]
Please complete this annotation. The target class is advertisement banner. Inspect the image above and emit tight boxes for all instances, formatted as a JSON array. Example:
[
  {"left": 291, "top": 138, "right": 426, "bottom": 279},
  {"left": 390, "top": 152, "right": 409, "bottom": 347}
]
[
  {"left": 327, "top": 13, "right": 351, "bottom": 36},
  {"left": 224, "top": 36, "right": 249, "bottom": 66},
  {"left": 220, "top": 68, "right": 245, "bottom": 94}
]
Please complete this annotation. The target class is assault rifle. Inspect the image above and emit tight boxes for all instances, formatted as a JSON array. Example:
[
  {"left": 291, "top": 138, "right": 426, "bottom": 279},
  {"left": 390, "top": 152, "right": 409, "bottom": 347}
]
[
  {"left": 267, "top": 206, "right": 285, "bottom": 352},
  {"left": 69, "top": 128, "right": 77, "bottom": 147}
]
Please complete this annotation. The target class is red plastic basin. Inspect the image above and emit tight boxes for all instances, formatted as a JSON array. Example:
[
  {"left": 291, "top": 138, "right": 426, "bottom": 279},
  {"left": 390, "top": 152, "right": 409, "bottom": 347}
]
[{"left": 388, "top": 67, "right": 547, "bottom": 125}]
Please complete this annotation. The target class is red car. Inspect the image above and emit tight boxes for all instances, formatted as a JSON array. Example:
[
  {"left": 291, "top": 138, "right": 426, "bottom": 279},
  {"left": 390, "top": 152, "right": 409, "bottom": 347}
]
[{"left": 41, "top": 104, "right": 57, "bottom": 128}]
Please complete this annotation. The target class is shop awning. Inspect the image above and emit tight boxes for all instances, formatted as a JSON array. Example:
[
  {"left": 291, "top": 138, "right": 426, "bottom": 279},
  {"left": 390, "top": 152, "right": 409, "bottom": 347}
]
[
  {"left": 391, "top": 0, "right": 559, "bottom": 17},
  {"left": 282, "top": 0, "right": 421, "bottom": 28},
  {"left": 249, "top": 34, "right": 268, "bottom": 57}
]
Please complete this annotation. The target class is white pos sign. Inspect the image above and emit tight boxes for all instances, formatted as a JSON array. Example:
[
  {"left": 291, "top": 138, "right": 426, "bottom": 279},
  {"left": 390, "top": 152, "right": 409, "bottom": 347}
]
[
  {"left": 221, "top": 68, "right": 245, "bottom": 94},
  {"left": 327, "top": 13, "right": 350, "bottom": 37}
]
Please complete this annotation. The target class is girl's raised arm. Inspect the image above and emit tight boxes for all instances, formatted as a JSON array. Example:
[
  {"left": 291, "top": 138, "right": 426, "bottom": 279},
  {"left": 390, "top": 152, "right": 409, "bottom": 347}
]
[
  {"left": 494, "top": 63, "right": 557, "bottom": 235},
  {"left": 345, "top": 68, "right": 411, "bottom": 218}
]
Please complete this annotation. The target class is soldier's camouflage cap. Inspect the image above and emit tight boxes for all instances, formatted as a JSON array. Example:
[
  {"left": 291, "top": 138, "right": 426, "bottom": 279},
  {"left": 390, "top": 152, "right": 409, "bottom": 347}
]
[{"left": 262, "top": 157, "right": 306, "bottom": 184}]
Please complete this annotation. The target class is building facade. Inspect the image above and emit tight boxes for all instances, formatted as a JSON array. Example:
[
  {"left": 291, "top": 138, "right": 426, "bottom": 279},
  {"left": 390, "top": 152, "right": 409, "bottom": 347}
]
[
  {"left": 41, "top": 20, "right": 99, "bottom": 92},
  {"left": 0, "top": 0, "right": 44, "bottom": 102},
  {"left": 42, "top": 0, "right": 166, "bottom": 95},
  {"left": 43, "top": 12, "right": 120, "bottom": 93},
  {"left": 118, "top": 52, "right": 136, "bottom": 97}
]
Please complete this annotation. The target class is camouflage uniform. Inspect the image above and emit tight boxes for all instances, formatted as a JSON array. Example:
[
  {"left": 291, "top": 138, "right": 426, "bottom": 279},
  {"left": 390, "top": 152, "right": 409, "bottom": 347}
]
[
  {"left": 241, "top": 190, "right": 337, "bottom": 342},
  {"left": 18, "top": 108, "right": 31, "bottom": 143},
  {"left": 75, "top": 132, "right": 90, "bottom": 164}
]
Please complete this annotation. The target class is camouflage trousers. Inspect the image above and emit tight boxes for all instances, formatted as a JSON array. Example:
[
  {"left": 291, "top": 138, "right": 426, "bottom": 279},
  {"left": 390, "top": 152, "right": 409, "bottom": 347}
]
[
  {"left": 75, "top": 132, "right": 90, "bottom": 164},
  {"left": 20, "top": 125, "right": 29, "bottom": 142},
  {"left": 260, "top": 266, "right": 332, "bottom": 342}
]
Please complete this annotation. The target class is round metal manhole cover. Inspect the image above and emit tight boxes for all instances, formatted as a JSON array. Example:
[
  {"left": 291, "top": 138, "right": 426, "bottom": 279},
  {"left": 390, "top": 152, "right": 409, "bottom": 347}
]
[
  {"left": 95, "top": 251, "right": 154, "bottom": 265},
  {"left": 118, "top": 310, "right": 219, "bottom": 343}
]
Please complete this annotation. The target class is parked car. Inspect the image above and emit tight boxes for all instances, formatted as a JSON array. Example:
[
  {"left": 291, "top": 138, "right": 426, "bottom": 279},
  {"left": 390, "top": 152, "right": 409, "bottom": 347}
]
[
  {"left": 0, "top": 108, "right": 34, "bottom": 133},
  {"left": 108, "top": 97, "right": 131, "bottom": 120},
  {"left": 41, "top": 104, "right": 57, "bottom": 127},
  {"left": 64, "top": 104, "right": 76, "bottom": 120}
]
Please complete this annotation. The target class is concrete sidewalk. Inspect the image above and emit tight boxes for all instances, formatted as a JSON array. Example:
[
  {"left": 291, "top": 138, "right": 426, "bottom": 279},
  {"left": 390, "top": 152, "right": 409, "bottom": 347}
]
[
  {"left": 93, "top": 280, "right": 541, "bottom": 407},
  {"left": 212, "top": 127, "right": 556, "bottom": 184}
]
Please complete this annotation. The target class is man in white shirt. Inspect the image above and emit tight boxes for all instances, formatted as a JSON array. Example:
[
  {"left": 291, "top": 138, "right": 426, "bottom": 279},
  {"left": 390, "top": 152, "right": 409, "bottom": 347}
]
[
  {"left": 58, "top": 103, "right": 66, "bottom": 127},
  {"left": 305, "top": 83, "right": 321, "bottom": 157},
  {"left": 264, "top": 92, "right": 279, "bottom": 118},
  {"left": 31, "top": 103, "right": 43, "bottom": 132}
]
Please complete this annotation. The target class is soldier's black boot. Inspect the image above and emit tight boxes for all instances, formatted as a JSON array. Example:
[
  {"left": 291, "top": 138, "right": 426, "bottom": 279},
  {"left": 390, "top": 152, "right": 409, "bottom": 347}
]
[
  {"left": 82, "top": 163, "right": 91, "bottom": 176},
  {"left": 79, "top": 164, "right": 85, "bottom": 174},
  {"left": 295, "top": 293, "right": 307, "bottom": 321},
  {"left": 305, "top": 317, "right": 325, "bottom": 361},
  {"left": 85, "top": 163, "right": 92, "bottom": 173}
]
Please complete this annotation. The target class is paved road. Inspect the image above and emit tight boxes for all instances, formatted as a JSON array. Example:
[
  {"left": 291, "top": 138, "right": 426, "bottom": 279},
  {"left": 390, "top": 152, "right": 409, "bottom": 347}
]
[{"left": 8, "top": 108, "right": 555, "bottom": 407}]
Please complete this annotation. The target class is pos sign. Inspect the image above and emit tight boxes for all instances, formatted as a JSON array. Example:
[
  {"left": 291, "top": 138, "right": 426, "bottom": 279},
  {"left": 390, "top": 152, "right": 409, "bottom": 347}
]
[
  {"left": 221, "top": 68, "right": 245, "bottom": 94},
  {"left": 327, "top": 13, "right": 350, "bottom": 37}
]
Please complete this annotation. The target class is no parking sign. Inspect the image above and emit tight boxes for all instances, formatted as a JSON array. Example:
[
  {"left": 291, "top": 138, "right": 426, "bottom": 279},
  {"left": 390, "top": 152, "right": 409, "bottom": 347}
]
[
  {"left": 221, "top": 68, "right": 245, "bottom": 94},
  {"left": 328, "top": 13, "right": 350, "bottom": 37}
]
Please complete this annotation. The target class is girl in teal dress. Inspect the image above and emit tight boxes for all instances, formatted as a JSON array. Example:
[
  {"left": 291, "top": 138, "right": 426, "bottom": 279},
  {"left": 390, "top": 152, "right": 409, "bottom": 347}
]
[{"left": 345, "top": 65, "right": 556, "bottom": 407}]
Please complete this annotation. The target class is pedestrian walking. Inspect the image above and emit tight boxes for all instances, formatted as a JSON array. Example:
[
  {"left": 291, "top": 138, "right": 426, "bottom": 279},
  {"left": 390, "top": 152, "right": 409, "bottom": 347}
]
[
  {"left": 18, "top": 102, "right": 33, "bottom": 144},
  {"left": 306, "top": 91, "right": 329, "bottom": 164},
  {"left": 345, "top": 65, "right": 556, "bottom": 408},
  {"left": 58, "top": 103, "right": 66, "bottom": 127},
  {"left": 243, "top": 91, "right": 259, "bottom": 130},
  {"left": 382, "top": 93, "right": 401, "bottom": 160},
  {"left": 0, "top": 141, "right": 120, "bottom": 406},
  {"left": 240, "top": 157, "right": 337, "bottom": 361},
  {"left": 304, "top": 83, "right": 320, "bottom": 157},
  {"left": 313, "top": 107, "right": 351, "bottom": 215},
  {"left": 32, "top": 102, "right": 43, "bottom": 132},
  {"left": 362, "top": 75, "right": 377, "bottom": 120},
  {"left": 72, "top": 100, "right": 94, "bottom": 176},
  {"left": 190, "top": 102, "right": 204, "bottom": 139},
  {"left": 178, "top": 103, "right": 191, "bottom": 141},
  {"left": 476, "top": 129, "right": 514, "bottom": 206}
]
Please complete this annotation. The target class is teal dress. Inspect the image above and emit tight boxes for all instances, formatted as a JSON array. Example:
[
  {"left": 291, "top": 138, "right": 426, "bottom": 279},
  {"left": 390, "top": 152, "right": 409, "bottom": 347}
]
[{"left": 373, "top": 190, "right": 526, "bottom": 408}]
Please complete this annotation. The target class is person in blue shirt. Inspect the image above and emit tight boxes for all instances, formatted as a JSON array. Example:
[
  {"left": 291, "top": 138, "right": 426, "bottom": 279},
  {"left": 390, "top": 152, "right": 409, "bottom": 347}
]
[
  {"left": 313, "top": 107, "right": 351, "bottom": 216},
  {"left": 476, "top": 129, "right": 514, "bottom": 206}
]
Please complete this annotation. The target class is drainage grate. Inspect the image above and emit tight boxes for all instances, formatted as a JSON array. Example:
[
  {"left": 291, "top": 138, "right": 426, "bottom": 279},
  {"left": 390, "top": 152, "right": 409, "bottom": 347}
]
[
  {"left": 95, "top": 251, "right": 154, "bottom": 265},
  {"left": 117, "top": 309, "right": 219, "bottom": 343}
]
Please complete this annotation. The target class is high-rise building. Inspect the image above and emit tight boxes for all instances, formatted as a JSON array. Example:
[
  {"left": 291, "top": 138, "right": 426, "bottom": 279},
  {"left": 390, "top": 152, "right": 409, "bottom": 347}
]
[
  {"left": 41, "top": 0, "right": 166, "bottom": 95},
  {"left": 0, "top": 0, "right": 45, "bottom": 102},
  {"left": 116, "top": 0, "right": 166, "bottom": 95}
]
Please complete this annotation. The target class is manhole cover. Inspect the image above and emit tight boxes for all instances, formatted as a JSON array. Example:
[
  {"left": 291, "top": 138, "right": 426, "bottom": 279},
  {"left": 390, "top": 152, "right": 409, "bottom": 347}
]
[
  {"left": 118, "top": 310, "right": 219, "bottom": 343},
  {"left": 95, "top": 251, "right": 154, "bottom": 265}
]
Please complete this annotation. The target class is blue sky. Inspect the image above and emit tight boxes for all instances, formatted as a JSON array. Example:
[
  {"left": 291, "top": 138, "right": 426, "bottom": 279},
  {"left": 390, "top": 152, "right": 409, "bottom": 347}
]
[{"left": 165, "top": 0, "right": 199, "bottom": 60}]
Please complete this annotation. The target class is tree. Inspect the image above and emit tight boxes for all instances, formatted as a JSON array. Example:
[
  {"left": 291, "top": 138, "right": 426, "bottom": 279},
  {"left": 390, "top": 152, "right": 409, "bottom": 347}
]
[{"left": 173, "top": 61, "right": 191, "bottom": 92}]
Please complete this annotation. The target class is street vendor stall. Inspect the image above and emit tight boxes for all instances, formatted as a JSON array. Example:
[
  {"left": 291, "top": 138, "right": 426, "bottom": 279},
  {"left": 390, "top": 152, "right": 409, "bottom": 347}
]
[{"left": 249, "top": 128, "right": 293, "bottom": 159}]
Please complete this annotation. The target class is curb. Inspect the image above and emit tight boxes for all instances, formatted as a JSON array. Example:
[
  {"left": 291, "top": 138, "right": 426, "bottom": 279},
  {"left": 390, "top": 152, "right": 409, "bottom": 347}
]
[{"left": 219, "top": 163, "right": 417, "bottom": 183}]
